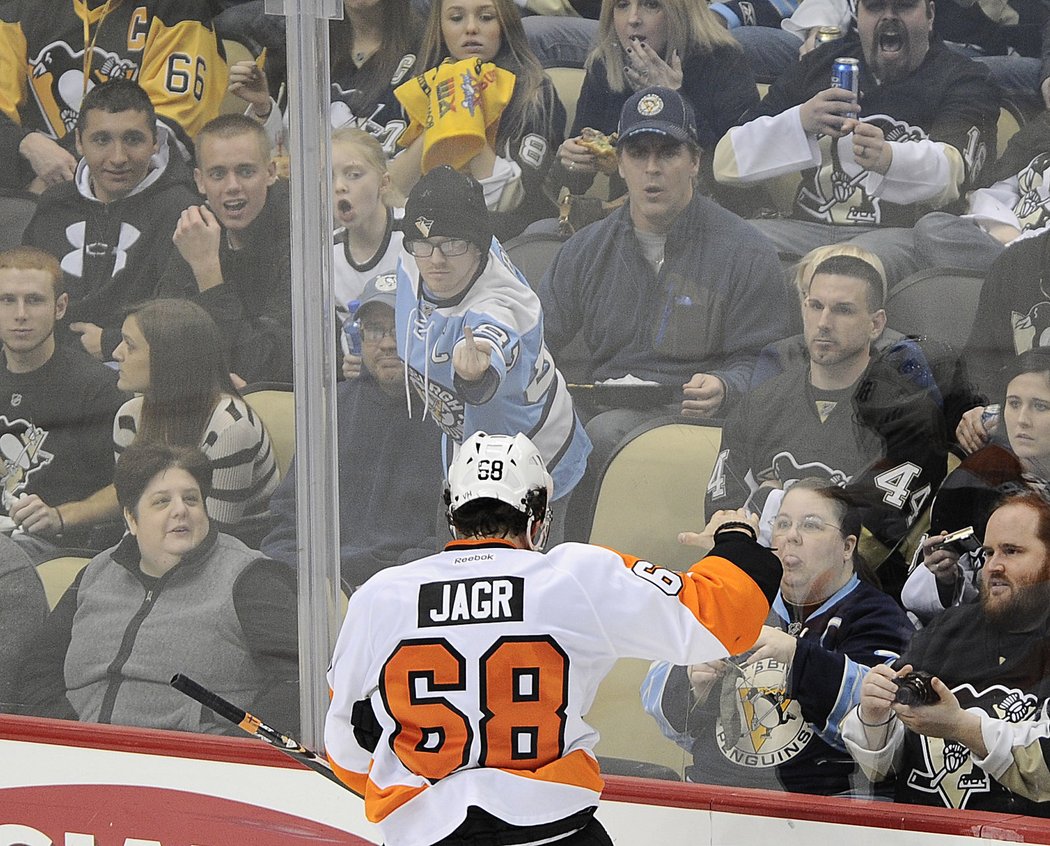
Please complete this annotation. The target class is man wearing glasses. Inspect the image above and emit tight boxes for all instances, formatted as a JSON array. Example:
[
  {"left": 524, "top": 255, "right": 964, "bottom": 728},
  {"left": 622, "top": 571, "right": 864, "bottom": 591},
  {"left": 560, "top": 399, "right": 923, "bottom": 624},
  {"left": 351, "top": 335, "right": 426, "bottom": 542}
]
[
  {"left": 705, "top": 253, "right": 946, "bottom": 599},
  {"left": 261, "top": 273, "right": 443, "bottom": 589},
  {"left": 396, "top": 165, "right": 591, "bottom": 543},
  {"left": 645, "top": 479, "right": 913, "bottom": 796}
]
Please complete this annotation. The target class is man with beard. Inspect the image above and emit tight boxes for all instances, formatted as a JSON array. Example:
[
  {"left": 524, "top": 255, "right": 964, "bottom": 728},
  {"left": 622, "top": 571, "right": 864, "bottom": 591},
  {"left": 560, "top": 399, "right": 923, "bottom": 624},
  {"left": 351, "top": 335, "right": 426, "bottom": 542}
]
[
  {"left": 844, "top": 491, "right": 1050, "bottom": 815},
  {"left": 713, "top": 0, "right": 999, "bottom": 287},
  {"left": 706, "top": 253, "right": 946, "bottom": 598}
]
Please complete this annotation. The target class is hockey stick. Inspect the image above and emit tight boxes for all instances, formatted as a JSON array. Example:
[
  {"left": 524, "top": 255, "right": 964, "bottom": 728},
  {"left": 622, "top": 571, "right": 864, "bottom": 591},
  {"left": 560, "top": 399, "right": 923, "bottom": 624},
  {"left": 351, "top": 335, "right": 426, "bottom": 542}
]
[{"left": 170, "top": 673, "right": 349, "bottom": 789}]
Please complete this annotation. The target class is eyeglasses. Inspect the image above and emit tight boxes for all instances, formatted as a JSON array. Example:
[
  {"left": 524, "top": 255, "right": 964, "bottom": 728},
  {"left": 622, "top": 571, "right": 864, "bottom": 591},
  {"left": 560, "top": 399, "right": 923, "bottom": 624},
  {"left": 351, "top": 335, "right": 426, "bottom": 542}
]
[
  {"left": 357, "top": 322, "right": 396, "bottom": 342},
  {"left": 404, "top": 238, "right": 472, "bottom": 258},
  {"left": 771, "top": 515, "right": 842, "bottom": 535}
]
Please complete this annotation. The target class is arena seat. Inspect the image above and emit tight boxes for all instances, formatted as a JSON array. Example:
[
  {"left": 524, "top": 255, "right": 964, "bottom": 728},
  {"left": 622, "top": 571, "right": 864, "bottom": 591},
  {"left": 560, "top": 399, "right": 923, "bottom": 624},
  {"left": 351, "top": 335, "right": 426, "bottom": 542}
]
[
  {"left": 242, "top": 382, "right": 295, "bottom": 478},
  {"left": 586, "top": 655, "right": 688, "bottom": 773},
  {"left": 546, "top": 66, "right": 585, "bottom": 141},
  {"left": 504, "top": 231, "right": 588, "bottom": 382},
  {"left": 580, "top": 419, "right": 724, "bottom": 772},
  {"left": 885, "top": 267, "right": 984, "bottom": 345},
  {"left": 35, "top": 554, "right": 91, "bottom": 610},
  {"left": 587, "top": 418, "right": 724, "bottom": 567},
  {"left": 503, "top": 231, "right": 567, "bottom": 288}
]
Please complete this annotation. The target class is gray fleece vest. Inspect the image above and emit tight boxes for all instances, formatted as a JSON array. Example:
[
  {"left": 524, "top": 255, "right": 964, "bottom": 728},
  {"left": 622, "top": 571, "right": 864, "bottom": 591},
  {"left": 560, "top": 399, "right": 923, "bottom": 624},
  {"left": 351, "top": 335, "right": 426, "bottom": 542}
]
[{"left": 65, "top": 533, "right": 264, "bottom": 733}]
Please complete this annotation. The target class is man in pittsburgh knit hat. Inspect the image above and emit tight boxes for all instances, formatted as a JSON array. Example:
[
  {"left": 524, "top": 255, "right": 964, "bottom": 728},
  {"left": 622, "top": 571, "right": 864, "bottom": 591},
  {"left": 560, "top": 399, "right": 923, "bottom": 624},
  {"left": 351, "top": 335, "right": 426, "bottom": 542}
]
[{"left": 394, "top": 165, "right": 591, "bottom": 541}]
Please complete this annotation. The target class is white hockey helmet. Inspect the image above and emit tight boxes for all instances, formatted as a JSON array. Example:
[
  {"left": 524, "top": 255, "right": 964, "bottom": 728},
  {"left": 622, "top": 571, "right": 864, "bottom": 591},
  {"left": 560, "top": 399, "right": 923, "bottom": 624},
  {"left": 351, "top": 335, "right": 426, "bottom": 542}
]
[{"left": 446, "top": 431, "right": 554, "bottom": 550}]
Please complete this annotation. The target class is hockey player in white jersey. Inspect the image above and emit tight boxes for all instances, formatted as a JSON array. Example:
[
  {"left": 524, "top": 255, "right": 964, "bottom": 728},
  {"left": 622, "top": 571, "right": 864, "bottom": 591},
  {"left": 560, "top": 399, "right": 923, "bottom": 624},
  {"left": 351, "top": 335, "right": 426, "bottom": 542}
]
[{"left": 325, "top": 431, "right": 782, "bottom": 845}]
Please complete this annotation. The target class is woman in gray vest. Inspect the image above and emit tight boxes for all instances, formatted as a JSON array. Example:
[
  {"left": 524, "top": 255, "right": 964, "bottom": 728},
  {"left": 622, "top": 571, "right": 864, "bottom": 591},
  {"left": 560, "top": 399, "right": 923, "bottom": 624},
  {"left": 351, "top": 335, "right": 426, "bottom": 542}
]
[{"left": 16, "top": 441, "right": 299, "bottom": 735}]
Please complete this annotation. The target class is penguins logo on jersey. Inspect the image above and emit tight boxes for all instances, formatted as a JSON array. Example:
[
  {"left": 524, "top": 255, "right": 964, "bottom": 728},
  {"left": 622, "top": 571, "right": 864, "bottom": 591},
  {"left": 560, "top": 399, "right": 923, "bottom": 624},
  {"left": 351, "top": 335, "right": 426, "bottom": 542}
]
[
  {"left": 906, "top": 683, "right": 1037, "bottom": 809},
  {"left": 1013, "top": 152, "right": 1050, "bottom": 233},
  {"left": 767, "top": 452, "right": 851, "bottom": 488},
  {"left": 61, "top": 221, "right": 142, "bottom": 281},
  {"left": 0, "top": 418, "right": 54, "bottom": 509},
  {"left": 29, "top": 41, "right": 137, "bottom": 139},
  {"left": 715, "top": 657, "right": 812, "bottom": 767},
  {"left": 407, "top": 366, "right": 465, "bottom": 438},
  {"left": 798, "top": 115, "right": 927, "bottom": 226},
  {"left": 330, "top": 83, "right": 408, "bottom": 155},
  {"left": 1011, "top": 300, "right": 1050, "bottom": 354}
]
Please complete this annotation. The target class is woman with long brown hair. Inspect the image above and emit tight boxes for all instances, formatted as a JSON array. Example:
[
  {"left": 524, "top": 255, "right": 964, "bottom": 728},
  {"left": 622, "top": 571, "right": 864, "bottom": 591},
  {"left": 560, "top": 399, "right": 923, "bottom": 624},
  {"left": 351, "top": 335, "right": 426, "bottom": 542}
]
[
  {"left": 111, "top": 299, "right": 279, "bottom": 545},
  {"left": 389, "top": 0, "right": 566, "bottom": 240},
  {"left": 230, "top": 0, "right": 422, "bottom": 156}
]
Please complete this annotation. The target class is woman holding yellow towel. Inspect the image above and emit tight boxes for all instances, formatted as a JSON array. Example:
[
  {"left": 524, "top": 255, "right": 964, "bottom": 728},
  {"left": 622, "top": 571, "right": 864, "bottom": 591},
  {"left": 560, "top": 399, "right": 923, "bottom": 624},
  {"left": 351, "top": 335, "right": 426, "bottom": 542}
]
[{"left": 391, "top": 0, "right": 566, "bottom": 240}]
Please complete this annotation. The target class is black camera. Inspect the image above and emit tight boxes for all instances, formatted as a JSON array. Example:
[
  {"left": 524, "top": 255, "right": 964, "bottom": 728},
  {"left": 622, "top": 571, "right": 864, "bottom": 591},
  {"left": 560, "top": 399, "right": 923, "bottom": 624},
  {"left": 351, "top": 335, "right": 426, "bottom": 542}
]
[{"left": 894, "top": 671, "right": 938, "bottom": 706}]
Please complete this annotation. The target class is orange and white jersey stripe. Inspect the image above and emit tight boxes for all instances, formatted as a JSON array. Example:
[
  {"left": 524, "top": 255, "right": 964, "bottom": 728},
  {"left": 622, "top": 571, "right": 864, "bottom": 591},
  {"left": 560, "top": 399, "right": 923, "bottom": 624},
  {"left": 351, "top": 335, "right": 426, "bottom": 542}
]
[{"left": 325, "top": 536, "right": 776, "bottom": 846}]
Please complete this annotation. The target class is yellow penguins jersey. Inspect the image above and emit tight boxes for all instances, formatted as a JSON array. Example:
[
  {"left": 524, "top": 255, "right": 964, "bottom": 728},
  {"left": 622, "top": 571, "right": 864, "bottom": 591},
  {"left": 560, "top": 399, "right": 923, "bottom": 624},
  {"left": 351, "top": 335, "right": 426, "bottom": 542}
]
[
  {"left": 0, "top": 0, "right": 227, "bottom": 141},
  {"left": 325, "top": 536, "right": 778, "bottom": 846}
]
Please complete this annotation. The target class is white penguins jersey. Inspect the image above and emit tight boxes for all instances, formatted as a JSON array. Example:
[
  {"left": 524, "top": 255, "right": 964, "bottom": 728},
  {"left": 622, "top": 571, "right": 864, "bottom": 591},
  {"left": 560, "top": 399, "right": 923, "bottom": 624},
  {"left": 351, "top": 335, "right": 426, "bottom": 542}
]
[{"left": 395, "top": 237, "right": 590, "bottom": 500}]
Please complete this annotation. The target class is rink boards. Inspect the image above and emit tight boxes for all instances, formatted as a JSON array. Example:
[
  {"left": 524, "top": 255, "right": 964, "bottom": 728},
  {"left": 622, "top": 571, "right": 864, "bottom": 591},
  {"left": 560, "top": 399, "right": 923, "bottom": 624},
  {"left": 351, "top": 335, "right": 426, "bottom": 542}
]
[{"left": 1, "top": 715, "right": 1049, "bottom": 846}]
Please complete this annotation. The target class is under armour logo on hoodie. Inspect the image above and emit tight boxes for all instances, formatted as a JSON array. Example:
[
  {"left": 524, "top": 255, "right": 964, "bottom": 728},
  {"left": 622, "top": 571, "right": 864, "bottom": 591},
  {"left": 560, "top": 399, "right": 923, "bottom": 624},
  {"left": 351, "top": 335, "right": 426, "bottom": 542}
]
[{"left": 61, "top": 220, "right": 141, "bottom": 279}]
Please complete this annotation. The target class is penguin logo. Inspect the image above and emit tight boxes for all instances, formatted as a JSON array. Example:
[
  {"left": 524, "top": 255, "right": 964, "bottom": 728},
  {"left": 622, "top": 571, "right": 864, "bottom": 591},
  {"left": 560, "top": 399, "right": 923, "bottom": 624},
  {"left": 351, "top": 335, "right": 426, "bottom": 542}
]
[
  {"left": 0, "top": 418, "right": 53, "bottom": 510},
  {"left": 1012, "top": 301, "right": 1050, "bottom": 353},
  {"left": 1014, "top": 152, "right": 1050, "bottom": 233},
  {"left": 28, "top": 41, "right": 138, "bottom": 138},
  {"left": 906, "top": 684, "right": 1035, "bottom": 809},
  {"left": 768, "top": 452, "right": 851, "bottom": 488},
  {"left": 414, "top": 216, "right": 434, "bottom": 237}
]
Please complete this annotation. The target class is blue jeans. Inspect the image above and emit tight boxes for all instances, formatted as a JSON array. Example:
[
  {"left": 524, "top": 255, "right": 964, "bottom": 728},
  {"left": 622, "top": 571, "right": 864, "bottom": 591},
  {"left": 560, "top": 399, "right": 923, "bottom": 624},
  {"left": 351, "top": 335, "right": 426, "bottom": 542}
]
[
  {"left": 943, "top": 42, "right": 1041, "bottom": 104},
  {"left": 524, "top": 16, "right": 598, "bottom": 68},
  {"left": 730, "top": 26, "right": 802, "bottom": 83}
]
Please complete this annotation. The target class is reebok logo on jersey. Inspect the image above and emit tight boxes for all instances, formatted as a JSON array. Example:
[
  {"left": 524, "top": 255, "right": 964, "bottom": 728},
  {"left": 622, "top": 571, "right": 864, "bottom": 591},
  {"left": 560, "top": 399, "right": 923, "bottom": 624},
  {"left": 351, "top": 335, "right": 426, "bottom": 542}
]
[{"left": 419, "top": 576, "right": 524, "bottom": 626}]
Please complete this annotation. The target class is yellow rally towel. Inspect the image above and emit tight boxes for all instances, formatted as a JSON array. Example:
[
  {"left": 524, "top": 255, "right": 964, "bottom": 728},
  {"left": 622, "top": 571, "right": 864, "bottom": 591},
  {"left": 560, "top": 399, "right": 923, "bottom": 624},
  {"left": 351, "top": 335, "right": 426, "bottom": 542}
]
[{"left": 394, "top": 57, "right": 517, "bottom": 172}]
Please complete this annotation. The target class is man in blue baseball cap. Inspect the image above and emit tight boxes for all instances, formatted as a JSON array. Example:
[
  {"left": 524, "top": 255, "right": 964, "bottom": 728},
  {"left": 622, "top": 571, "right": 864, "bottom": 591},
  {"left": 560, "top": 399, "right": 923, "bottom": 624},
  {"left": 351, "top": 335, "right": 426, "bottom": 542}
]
[
  {"left": 538, "top": 86, "right": 789, "bottom": 530},
  {"left": 261, "top": 272, "right": 444, "bottom": 589}
]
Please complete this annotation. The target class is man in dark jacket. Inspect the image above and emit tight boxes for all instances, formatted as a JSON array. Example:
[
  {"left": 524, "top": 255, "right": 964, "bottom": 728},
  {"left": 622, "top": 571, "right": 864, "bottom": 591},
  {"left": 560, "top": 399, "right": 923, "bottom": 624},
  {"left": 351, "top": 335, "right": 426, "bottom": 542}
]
[
  {"left": 714, "top": 0, "right": 1000, "bottom": 286},
  {"left": 0, "top": 246, "right": 126, "bottom": 559},
  {"left": 260, "top": 273, "right": 443, "bottom": 589},
  {"left": 20, "top": 79, "right": 198, "bottom": 361},
  {"left": 845, "top": 491, "right": 1050, "bottom": 816},
  {"left": 160, "top": 113, "right": 292, "bottom": 384},
  {"left": 539, "top": 86, "right": 788, "bottom": 471}
]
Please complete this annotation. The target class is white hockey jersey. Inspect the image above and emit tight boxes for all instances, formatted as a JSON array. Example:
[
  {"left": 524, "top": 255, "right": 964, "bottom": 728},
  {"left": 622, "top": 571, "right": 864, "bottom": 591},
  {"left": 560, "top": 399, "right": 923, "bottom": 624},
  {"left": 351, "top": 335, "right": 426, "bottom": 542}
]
[
  {"left": 325, "top": 536, "right": 777, "bottom": 846},
  {"left": 395, "top": 238, "right": 590, "bottom": 500}
]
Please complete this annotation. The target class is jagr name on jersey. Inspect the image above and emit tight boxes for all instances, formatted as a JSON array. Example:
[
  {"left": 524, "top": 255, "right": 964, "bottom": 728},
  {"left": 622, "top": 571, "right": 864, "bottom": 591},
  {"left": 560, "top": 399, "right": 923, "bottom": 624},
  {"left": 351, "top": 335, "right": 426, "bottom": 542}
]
[{"left": 418, "top": 576, "right": 524, "bottom": 627}]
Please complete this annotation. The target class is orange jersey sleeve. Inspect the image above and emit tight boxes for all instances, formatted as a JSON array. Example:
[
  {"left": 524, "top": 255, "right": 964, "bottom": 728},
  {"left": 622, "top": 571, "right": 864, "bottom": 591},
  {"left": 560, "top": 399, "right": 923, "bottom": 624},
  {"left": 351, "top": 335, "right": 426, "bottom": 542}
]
[{"left": 619, "top": 550, "right": 771, "bottom": 655}]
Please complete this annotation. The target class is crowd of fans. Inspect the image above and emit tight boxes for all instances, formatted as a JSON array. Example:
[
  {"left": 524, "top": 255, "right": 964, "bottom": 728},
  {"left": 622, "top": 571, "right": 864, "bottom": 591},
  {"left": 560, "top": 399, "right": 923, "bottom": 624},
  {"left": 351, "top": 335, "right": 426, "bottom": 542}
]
[{"left": 1, "top": 0, "right": 1050, "bottom": 822}]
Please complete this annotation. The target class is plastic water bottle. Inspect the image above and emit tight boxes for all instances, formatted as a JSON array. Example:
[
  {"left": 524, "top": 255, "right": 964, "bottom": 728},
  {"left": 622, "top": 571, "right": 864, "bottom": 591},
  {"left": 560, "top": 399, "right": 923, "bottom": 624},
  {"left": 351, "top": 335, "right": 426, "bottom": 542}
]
[{"left": 343, "top": 299, "right": 361, "bottom": 356}]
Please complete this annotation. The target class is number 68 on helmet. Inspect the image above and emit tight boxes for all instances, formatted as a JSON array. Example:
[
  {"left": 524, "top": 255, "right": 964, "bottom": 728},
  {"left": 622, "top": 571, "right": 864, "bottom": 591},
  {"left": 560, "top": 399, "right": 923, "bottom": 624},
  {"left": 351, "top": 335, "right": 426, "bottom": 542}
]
[{"left": 444, "top": 431, "right": 554, "bottom": 551}]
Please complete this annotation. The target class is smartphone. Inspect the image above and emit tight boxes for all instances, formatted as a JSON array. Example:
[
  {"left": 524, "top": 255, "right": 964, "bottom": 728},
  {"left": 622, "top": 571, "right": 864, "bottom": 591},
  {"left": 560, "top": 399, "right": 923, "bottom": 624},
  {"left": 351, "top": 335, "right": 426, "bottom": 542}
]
[{"left": 931, "top": 526, "right": 981, "bottom": 556}]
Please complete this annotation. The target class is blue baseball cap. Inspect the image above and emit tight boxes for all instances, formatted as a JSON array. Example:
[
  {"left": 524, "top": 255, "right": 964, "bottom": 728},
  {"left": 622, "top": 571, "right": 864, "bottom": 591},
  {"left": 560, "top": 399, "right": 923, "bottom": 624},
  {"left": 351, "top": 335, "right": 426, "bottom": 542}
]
[
  {"left": 617, "top": 86, "right": 698, "bottom": 146},
  {"left": 357, "top": 272, "right": 397, "bottom": 319}
]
